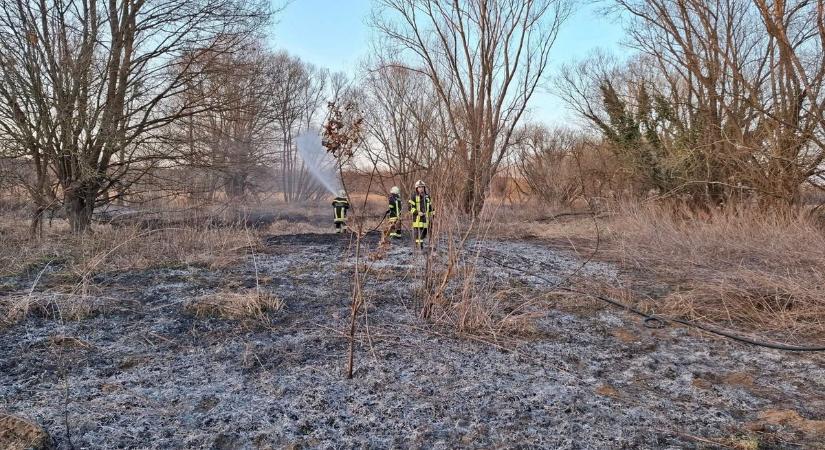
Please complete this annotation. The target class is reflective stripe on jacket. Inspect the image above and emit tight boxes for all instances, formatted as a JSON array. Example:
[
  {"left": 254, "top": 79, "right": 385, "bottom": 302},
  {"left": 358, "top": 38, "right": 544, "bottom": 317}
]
[
  {"left": 409, "top": 194, "right": 434, "bottom": 228},
  {"left": 332, "top": 197, "right": 349, "bottom": 223}
]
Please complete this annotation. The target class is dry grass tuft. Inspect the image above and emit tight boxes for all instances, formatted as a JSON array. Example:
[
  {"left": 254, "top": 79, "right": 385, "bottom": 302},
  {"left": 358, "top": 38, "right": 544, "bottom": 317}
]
[
  {"left": 433, "top": 288, "right": 545, "bottom": 338},
  {"left": 608, "top": 203, "right": 825, "bottom": 340},
  {"left": 185, "top": 289, "right": 283, "bottom": 322},
  {"left": 0, "top": 412, "right": 52, "bottom": 450},
  {"left": 1, "top": 293, "right": 114, "bottom": 326}
]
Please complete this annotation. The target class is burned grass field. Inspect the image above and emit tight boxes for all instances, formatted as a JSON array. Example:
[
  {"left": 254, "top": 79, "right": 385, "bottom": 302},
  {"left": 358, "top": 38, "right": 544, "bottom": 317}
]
[
  {"left": 2, "top": 216, "right": 824, "bottom": 449},
  {"left": 4, "top": 0, "right": 825, "bottom": 447}
]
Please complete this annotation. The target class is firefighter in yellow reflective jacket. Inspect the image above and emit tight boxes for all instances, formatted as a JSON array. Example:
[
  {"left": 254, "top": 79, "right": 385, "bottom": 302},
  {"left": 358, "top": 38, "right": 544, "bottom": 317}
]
[
  {"left": 332, "top": 189, "right": 349, "bottom": 234},
  {"left": 409, "top": 180, "right": 435, "bottom": 249},
  {"left": 385, "top": 186, "right": 403, "bottom": 240}
]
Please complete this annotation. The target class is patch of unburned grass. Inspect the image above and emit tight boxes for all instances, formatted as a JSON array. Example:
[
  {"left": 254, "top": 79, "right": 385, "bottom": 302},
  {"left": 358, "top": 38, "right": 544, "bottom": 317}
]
[
  {"left": 608, "top": 203, "right": 825, "bottom": 340},
  {"left": 427, "top": 289, "right": 546, "bottom": 339},
  {"left": 266, "top": 219, "right": 330, "bottom": 236},
  {"left": 485, "top": 201, "right": 825, "bottom": 341},
  {"left": 0, "top": 412, "right": 51, "bottom": 450},
  {"left": 486, "top": 204, "right": 607, "bottom": 251},
  {"left": 1, "top": 218, "right": 258, "bottom": 278},
  {"left": 1, "top": 293, "right": 117, "bottom": 326},
  {"left": 185, "top": 290, "right": 283, "bottom": 322}
]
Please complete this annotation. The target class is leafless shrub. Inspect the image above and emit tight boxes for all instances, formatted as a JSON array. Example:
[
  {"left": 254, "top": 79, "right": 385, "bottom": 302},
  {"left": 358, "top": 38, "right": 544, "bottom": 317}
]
[
  {"left": 417, "top": 206, "right": 548, "bottom": 341},
  {"left": 513, "top": 124, "right": 625, "bottom": 207}
]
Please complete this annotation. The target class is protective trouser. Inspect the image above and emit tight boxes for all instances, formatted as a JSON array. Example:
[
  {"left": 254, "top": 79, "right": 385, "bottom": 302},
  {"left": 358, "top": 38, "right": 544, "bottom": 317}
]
[
  {"left": 414, "top": 227, "right": 428, "bottom": 248},
  {"left": 389, "top": 219, "right": 402, "bottom": 238},
  {"left": 386, "top": 194, "right": 403, "bottom": 239},
  {"left": 409, "top": 193, "right": 434, "bottom": 248},
  {"left": 332, "top": 197, "right": 349, "bottom": 234}
]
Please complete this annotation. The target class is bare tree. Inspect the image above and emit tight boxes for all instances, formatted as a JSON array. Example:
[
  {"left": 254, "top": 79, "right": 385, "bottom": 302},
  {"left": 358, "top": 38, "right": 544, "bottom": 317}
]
[
  {"left": 750, "top": 0, "right": 825, "bottom": 204},
  {"left": 372, "top": 0, "right": 571, "bottom": 214},
  {"left": 175, "top": 45, "right": 283, "bottom": 201},
  {"left": 270, "top": 54, "right": 332, "bottom": 203},
  {"left": 361, "top": 63, "right": 443, "bottom": 191},
  {"left": 0, "top": 0, "right": 270, "bottom": 233}
]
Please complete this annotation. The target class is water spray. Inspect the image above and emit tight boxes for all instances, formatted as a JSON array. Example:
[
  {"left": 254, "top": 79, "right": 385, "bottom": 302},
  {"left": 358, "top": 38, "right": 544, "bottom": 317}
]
[{"left": 296, "top": 129, "right": 341, "bottom": 196}]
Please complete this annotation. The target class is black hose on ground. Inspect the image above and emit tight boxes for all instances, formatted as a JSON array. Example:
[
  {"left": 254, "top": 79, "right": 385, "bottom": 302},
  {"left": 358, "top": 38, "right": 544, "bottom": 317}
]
[
  {"left": 476, "top": 252, "right": 825, "bottom": 353},
  {"left": 365, "top": 211, "right": 389, "bottom": 235}
]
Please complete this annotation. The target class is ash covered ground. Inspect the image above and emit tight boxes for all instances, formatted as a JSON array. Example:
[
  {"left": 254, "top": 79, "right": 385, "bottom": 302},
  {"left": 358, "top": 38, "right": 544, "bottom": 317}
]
[{"left": 1, "top": 232, "right": 823, "bottom": 449}]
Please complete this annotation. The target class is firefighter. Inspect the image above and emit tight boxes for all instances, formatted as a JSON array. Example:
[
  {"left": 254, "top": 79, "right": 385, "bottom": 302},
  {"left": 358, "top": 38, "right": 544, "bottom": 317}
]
[
  {"left": 385, "top": 186, "right": 403, "bottom": 240},
  {"left": 409, "top": 180, "right": 435, "bottom": 249},
  {"left": 332, "top": 189, "right": 349, "bottom": 234}
]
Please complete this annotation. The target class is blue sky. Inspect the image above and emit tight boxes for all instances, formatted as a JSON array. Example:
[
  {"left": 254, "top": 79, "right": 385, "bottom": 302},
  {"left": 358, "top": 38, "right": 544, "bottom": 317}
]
[{"left": 271, "top": 0, "right": 628, "bottom": 124}]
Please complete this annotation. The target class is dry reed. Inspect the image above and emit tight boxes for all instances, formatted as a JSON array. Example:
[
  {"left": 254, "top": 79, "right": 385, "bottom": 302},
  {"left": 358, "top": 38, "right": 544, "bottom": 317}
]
[{"left": 608, "top": 203, "right": 825, "bottom": 340}]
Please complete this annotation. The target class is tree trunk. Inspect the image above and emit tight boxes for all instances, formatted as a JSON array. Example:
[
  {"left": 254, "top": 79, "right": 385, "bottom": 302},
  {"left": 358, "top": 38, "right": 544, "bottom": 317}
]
[
  {"left": 29, "top": 207, "right": 44, "bottom": 239},
  {"left": 65, "top": 183, "right": 96, "bottom": 233},
  {"left": 460, "top": 161, "right": 493, "bottom": 216},
  {"left": 460, "top": 176, "right": 487, "bottom": 216},
  {"left": 225, "top": 173, "right": 247, "bottom": 199}
]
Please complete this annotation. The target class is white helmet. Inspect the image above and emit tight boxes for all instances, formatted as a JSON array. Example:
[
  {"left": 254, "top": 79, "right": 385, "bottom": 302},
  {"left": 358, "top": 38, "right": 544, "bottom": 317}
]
[
  {"left": 414, "top": 180, "right": 426, "bottom": 188},
  {"left": 390, "top": 186, "right": 401, "bottom": 195},
  {"left": 338, "top": 189, "right": 346, "bottom": 197}
]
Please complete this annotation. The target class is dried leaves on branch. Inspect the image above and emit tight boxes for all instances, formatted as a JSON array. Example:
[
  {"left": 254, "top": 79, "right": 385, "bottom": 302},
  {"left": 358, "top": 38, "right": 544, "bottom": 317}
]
[{"left": 321, "top": 101, "right": 364, "bottom": 159}]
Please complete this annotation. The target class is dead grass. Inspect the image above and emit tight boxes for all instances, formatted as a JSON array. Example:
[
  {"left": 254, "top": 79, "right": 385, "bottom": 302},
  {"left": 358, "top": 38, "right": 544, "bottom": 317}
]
[
  {"left": 485, "top": 203, "right": 608, "bottom": 250},
  {"left": 607, "top": 203, "right": 825, "bottom": 340},
  {"left": 185, "top": 289, "right": 283, "bottom": 322},
  {"left": 0, "top": 412, "right": 51, "bottom": 450},
  {"left": 0, "top": 217, "right": 258, "bottom": 278},
  {"left": 425, "top": 281, "right": 545, "bottom": 338},
  {"left": 1, "top": 293, "right": 117, "bottom": 326},
  {"left": 485, "top": 200, "right": 825, "bottom": 341},
  {"left": 419, "top": 208, "right": 548, "bottom": 341},
  {"left": 1, "top": 217, "right": 264, "bottom": 326},
  {"left": 266, "top": 219, "right": 329, "bottom": 236}
]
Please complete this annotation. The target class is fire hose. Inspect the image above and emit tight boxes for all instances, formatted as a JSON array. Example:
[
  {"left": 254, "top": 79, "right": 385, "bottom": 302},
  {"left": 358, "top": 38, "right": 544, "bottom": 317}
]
[{"left": 367, "top": 211, "right": 389, "bottom": 234}]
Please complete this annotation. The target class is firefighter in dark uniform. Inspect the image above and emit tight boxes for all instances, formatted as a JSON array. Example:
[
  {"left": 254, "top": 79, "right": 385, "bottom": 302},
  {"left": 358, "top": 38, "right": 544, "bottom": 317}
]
[
  {"left": 385, "top": 186, "right": 403, "bottom": 240},
  {"left": 409, "top": 180, "right": 434, "bottom": 249},
  {"left": 332, "top": 189, "right": 349, "bottom": 234}
]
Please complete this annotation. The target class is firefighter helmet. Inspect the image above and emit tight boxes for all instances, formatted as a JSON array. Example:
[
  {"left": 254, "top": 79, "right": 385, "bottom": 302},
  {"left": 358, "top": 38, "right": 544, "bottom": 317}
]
[
  {"left": 414, "top": 180, "right": 426, "bottom": 188},
  {"left": 338, "top": 189, "right": 346, "bottom": 198},
  {"left": 390, "top": 186, "right": 401, "bottom": 195}
]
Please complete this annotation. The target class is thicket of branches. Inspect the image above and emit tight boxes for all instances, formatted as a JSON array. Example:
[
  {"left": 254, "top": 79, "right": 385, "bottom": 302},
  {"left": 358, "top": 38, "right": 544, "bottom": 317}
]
[
  {"left": 0, "top": 0, "right": 353, "bottom": 235},
  {"left": 371, "top": 0, "right": 572, "bottom": 214},
  {"left": 555, "top": 0, "right": 825, "bottom": 207},
  {"left": 2, "top": 0, "right": 824, "bottom": 238}
]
